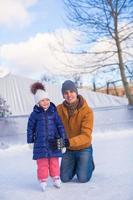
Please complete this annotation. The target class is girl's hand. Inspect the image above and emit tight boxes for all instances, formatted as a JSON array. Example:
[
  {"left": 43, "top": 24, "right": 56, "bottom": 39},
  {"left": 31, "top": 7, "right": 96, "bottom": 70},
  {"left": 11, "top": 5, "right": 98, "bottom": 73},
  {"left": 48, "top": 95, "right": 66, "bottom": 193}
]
[{"left": 28, "top": 143, "right": 33, "bottom": 149}]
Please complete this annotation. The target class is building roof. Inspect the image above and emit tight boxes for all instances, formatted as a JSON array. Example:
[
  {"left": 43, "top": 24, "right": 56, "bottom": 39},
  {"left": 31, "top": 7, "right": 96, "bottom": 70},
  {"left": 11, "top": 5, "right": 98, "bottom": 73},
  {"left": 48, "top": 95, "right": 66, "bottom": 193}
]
[{"left": 0, "top": 73, "right": 128, "bottom": 116}]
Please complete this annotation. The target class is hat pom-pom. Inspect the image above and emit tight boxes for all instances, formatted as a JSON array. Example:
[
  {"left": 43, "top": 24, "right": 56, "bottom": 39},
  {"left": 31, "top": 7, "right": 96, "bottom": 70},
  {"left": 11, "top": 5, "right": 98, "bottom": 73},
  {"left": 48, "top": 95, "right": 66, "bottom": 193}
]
[{"left": 30, "top": 82, "right": 45, "bottom": 94}]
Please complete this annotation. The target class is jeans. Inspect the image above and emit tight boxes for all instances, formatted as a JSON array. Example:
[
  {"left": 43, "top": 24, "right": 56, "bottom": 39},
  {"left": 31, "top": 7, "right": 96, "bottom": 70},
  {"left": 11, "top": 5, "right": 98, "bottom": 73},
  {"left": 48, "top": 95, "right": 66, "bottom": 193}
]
[{"left": 60, "top": 146, "right": 95, "bottom": 183}]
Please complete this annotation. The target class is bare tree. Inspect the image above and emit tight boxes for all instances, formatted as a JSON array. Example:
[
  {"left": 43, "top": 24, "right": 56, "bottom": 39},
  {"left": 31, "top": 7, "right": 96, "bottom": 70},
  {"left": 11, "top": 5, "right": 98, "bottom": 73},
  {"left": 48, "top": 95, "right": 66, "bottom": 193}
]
[
  {"left": 72, "top": 73, "right": 83, "bottom": 87},
  {"left": 125, "top": 65, "right": 133, "bottom": 81},
  {"left": 64, "top": 0, "right": 133, "bottom": 105},
  {"left": 41, "top": 74, "right": 51, "bottom": 82}
]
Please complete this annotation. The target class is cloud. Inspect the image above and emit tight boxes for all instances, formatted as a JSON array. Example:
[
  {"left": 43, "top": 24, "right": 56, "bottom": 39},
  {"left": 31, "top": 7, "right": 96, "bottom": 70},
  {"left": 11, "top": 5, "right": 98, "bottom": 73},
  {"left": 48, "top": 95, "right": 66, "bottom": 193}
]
[
  {"left": 0, "top": 26, "right": 132, "bottom": 80},
  {"left": 0, "top": 66, "right": 10, "bottom": 77},
  {"left": 0, "top": 29, "right": 82, "bottom": 79},
  {"left": 0, "top": 0, "right": 38, "bottom": 27}
]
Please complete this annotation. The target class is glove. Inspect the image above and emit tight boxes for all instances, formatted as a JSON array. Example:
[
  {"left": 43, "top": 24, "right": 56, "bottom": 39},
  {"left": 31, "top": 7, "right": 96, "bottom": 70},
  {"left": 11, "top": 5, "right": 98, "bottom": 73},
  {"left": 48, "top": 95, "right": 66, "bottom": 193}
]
[
  {"left": 49, "top": 138, "right": 64, "bottom": 150},
  {"left": 49, "top": 138, "right": 70, "bottom": 150},
  {"left": 63, "top": 139, "right": 70, "bottom": 147},
  {"left": 56, "top": 138, "right": 63, "bottom": 150},
  {"left": 28, "top": 143, "right": 33, "bottom": 149},
  {"left": 48, "top": 139, "right": 58, "bottom": 150},
  {"left": 56, "top": 138, "right": 70, "bottom": 149}
]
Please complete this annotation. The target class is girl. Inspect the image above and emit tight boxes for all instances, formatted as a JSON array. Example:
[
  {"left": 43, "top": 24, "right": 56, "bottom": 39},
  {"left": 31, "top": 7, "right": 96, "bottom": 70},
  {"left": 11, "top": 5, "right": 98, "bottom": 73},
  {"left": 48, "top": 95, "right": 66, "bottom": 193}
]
[{"left": 27, "top": 82, "right": 68, "bottom": 191}]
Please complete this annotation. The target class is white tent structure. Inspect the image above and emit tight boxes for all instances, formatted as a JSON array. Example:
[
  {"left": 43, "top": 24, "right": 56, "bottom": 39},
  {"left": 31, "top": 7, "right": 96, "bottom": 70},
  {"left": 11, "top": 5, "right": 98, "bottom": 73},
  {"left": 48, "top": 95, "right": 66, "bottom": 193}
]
[
  {"left": 0, "top": 73, "right": 132, "bottom": 147},
  {"left": 0, "top": 73, "right": 128, "bottom": 116}
]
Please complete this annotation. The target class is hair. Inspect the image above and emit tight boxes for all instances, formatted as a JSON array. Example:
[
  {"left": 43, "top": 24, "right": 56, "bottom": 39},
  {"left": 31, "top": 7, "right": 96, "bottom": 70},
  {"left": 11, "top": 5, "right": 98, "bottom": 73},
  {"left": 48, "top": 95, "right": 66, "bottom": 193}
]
[{"left": 30, "top": 82, "right": 45, "bottom": 95}]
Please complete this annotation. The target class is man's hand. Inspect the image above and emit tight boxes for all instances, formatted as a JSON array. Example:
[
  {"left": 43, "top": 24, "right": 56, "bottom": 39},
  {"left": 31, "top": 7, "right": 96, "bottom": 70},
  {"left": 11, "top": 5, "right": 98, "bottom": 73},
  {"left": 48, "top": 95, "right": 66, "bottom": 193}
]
[
  {"left": 48, "top": 138, "right": 70, "bottom": 150},
  {"left": 63, "top": 139, "right": 70, "bottom": 147},
  {"left": 56, "top": 138, "right": 70, "bottom": 150}
]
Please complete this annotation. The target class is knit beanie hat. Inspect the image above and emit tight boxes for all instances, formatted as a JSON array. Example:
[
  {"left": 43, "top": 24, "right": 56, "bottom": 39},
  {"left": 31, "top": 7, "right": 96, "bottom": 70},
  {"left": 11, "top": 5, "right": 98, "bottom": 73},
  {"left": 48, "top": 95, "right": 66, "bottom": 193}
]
[
  {"left": 30, "top": 82, "right": 49, "bottom": 104},
  {"left": 62, "top": 80, "right": 78, "bottom": 95}
]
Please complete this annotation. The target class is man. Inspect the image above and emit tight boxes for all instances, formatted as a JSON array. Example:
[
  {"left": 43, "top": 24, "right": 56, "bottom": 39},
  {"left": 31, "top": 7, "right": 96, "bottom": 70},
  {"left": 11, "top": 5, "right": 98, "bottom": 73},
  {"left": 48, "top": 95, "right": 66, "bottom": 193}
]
[{"left": 57, "top": 80, "right": 95, "bottom": 183}]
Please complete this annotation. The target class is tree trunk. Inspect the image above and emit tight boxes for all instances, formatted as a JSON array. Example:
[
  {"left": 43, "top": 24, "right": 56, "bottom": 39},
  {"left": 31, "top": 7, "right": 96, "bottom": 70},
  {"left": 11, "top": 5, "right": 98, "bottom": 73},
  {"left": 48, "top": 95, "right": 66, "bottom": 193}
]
[
  {"left": 114, "top": 13, "right": 133, "bottom": 105},
  {"left": 106, "top": 82, "right": 110, "bottom": 94},
  {"left": 93, "top": 81, "right": 96, "bottom": 91},
  {"left": 115, "top": 38, "right": 133, "bottom": 105}
]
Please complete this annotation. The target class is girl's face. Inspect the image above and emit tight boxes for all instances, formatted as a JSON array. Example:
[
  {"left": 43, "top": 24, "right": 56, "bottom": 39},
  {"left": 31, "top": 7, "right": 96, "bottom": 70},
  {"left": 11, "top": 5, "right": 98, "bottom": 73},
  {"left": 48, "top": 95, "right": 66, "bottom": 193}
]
[
  {"left": 39, "top": 98, "right": 50, "bottom": 109},
  {"left": 63, "top": 90, "right": 77, "bottom": 104}
]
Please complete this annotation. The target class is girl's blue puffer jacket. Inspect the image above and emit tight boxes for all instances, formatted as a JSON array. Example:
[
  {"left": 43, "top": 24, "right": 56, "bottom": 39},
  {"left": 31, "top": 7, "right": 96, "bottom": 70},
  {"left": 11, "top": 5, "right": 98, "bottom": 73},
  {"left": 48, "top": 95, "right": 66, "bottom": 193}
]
[{"left": 27, "top": 102, "right": 67, "bottom": 160}]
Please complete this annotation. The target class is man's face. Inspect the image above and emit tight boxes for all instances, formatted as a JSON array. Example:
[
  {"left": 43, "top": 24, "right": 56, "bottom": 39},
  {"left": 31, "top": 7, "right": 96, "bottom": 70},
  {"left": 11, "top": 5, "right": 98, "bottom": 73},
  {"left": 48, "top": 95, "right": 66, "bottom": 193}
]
[{"left": 63, "top": 90, "right": 77, "bottom": 104}]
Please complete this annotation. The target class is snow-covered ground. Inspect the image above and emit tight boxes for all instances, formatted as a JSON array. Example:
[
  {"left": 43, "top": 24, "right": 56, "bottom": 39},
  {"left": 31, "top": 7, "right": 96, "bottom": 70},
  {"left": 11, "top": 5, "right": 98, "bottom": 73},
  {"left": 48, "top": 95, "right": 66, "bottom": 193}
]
[{"left": 0, "top": 129, "right": 133, "bottom": 200}]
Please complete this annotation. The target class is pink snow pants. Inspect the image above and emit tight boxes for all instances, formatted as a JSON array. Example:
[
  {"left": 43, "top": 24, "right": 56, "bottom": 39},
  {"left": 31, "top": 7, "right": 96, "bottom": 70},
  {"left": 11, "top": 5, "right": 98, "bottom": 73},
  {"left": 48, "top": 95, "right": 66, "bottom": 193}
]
[{"left": 36, "top": 157, "right": 60, "bottom": 181}]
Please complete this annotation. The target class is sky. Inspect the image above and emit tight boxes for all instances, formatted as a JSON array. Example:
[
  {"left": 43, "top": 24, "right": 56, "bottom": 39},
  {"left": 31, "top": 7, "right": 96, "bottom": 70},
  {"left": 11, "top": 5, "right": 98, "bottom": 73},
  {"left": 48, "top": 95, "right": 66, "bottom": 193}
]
[
  {"left": 0, "top": 0, "right": 66, "bottom": 43},
  {"left": 0, "top": 0, "right": 132, "bottom": 86},
  {"left": 0, "top": 0, "right": 79, "bottom": 80}
]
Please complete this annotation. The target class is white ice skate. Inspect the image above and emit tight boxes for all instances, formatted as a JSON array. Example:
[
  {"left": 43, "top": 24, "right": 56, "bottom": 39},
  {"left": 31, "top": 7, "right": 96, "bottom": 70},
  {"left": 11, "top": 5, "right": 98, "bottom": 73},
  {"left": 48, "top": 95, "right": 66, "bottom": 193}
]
[
  {"left": 53, "top": 177, "right": 61, "bottom": 188},
  {"left": 40, "top": 181, "right": 47, "bottom": 192}
]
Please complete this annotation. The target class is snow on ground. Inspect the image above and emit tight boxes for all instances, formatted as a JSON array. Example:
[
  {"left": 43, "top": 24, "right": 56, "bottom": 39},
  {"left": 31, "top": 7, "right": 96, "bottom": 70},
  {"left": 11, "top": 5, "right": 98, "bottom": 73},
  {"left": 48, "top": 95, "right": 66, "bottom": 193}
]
[{"left": 0, "top": 129, "right": 133, "bottom": 200}]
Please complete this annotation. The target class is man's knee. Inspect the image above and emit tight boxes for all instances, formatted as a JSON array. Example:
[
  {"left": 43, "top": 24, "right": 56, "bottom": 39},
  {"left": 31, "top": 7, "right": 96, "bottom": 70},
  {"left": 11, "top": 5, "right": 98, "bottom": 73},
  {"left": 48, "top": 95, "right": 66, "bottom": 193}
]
[
  {"left": 77, "top": 165, "right": 94, "bottom": 183},
  {"left": 60, "top": 176, "right": 72, "bottom": 183},
  {"left": 77, "top": 174, "right": 92, "bottom": 183}
]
